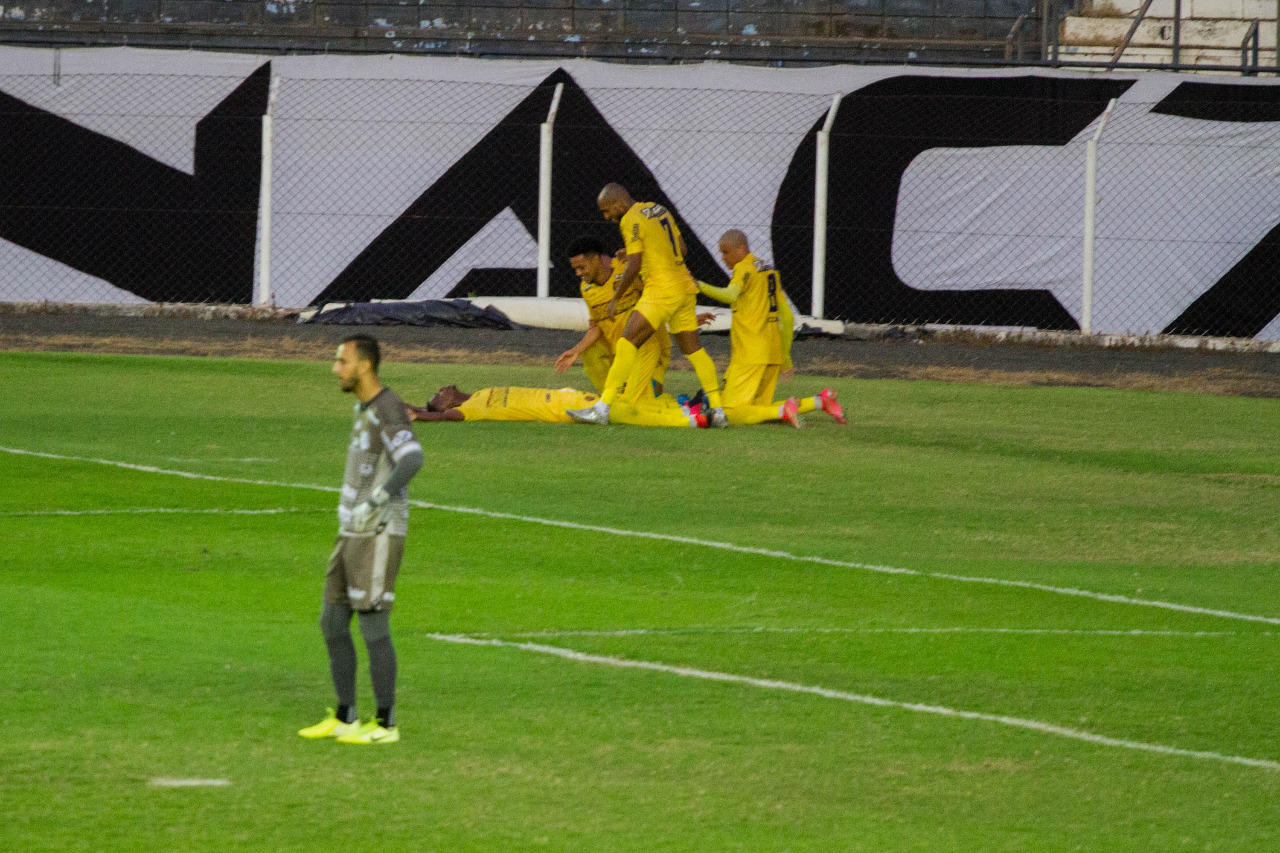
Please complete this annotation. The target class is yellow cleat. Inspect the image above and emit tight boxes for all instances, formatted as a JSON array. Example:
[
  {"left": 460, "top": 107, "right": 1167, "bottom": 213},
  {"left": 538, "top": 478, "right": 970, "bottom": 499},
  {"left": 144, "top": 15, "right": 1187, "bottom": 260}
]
[
  {"left": 298, "top": 709, "right": 362, "bottom": 740},
  {"left": 336, "top": 721, "right": 400, "bottom": 745}
]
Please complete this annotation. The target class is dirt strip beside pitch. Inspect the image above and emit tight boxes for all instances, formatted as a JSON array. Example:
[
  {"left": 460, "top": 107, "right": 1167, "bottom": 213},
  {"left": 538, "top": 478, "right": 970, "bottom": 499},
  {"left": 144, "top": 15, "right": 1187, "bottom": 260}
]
[{"left": 4, "top": 314, "right": 1280, "bottom": 398}]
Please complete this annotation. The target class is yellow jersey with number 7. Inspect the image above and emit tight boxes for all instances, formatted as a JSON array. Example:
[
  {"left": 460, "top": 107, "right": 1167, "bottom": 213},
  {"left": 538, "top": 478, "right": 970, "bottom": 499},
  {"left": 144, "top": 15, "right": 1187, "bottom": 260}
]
[{"left": 620, "top": 202, "right": 699, "bottom": 297}]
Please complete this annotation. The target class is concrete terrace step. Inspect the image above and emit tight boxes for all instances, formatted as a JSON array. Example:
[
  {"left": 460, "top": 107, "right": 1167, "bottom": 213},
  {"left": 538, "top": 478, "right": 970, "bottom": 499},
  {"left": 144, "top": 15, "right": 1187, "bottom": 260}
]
[
  {"left": 1084, "top": 0, "right": 1278, "bottom": 20},
  {"left": 1063, "top": 15, "right": 1274, "bottom": 48},
  {"left": 1059, "top": 42, "right": 1278, "bottom": 65}
]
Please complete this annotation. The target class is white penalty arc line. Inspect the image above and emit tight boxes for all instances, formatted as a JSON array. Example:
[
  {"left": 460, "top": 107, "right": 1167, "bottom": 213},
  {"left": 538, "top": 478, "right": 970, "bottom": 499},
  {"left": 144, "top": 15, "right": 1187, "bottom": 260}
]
[
  {"left": 0, "top": 507, "right": 314, "bottom": 517},
  {"left": 4, "top": 445, "right": 1279, "bottom": 628},
  {"left": 430, "top": 633, "right": 1280, "bottom": 772},
  {"left": 494, "top": 626, "right": 1274, "bottom": 639}
]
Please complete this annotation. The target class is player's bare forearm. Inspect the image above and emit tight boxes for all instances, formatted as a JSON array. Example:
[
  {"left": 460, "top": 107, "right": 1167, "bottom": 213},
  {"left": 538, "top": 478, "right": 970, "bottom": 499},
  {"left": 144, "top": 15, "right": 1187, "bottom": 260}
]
[
  {"left": 407, "top": 406, "right": 465, "bottom": 423},
  {"left": 607, "top": 254, "right": 643, "bottom": 319},
  {"left": 556, "top": 325, "right": 602, "bottom": 372}
]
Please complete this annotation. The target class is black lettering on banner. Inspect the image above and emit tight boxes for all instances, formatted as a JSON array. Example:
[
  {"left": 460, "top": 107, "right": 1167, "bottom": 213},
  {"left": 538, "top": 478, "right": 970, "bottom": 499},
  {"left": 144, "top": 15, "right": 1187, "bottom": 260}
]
[
  {"left": 772, "top": 75, "right": 1134, "bottom": 325},
  {"left": 0, "top": 64, "right": 271, "bottom": 303},
  {"left": 311, "top": 69, "right": 726, "bottom": 306},
  {"left": 1157, "top": 82, "right": 1280, "bottom": 338}
]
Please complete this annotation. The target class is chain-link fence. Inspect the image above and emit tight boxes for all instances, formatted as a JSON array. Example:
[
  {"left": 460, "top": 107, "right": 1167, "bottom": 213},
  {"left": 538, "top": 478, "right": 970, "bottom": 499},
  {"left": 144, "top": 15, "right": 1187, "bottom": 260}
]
[
  {"left": 0, "top": 71, "right": 266, "bottom": 305},
  {"left": 5, "top": 66, "right": 1280, "bottom": 339},
  {"left": 271, "top": 77, "right": 539, "bottom": 308}
]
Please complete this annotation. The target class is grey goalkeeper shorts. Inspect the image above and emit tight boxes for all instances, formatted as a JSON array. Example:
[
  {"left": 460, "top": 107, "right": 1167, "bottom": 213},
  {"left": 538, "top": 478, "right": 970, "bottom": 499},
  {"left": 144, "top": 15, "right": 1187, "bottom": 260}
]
[{"left": 323, "top": 531, "right": 405, "bottom": 613}]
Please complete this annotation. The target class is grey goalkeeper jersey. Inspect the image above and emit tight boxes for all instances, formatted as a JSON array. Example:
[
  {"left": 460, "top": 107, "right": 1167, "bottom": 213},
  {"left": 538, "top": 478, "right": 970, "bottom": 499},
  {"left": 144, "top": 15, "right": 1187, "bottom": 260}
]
[{"left": 338, "top": 387, "right": 420, "bottom": 537}]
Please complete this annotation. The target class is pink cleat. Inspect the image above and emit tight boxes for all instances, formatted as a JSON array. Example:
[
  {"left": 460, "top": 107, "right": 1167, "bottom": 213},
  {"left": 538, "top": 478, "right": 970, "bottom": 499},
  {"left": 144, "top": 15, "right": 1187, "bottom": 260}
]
[
  {"left": 781, "top": 397, "right": 803, "bottom": 429},
  {"left": 819, "top": 388, "right": 846, "bottom": 424}
]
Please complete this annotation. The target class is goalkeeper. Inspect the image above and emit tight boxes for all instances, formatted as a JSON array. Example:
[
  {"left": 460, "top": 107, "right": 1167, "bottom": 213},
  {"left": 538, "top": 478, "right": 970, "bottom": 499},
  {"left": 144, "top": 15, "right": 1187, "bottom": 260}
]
[
  {"left": 299, "top": 335, "right": 422, "bottom": 746},
  {"left": 697, "top": 230, "right": 845, "bottom": 427},
  {"left": 408, "top": 384, "right": 704, "bottom": 428}
]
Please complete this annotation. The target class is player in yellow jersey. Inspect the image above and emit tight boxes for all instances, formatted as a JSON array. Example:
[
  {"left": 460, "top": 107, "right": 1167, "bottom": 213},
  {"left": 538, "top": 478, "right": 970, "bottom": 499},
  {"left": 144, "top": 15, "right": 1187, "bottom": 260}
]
[
  {"left": 566, "top": 183, "right": 728, "bottom": 427},
  {"left": 407, "top": 385, "right": 706, "bottom": 428},
  {"left": 553, "top": 236, "right": 672, "bottom": 403},
  {"left": 697, "top": 230, "right": 845, "bottom": 427}
]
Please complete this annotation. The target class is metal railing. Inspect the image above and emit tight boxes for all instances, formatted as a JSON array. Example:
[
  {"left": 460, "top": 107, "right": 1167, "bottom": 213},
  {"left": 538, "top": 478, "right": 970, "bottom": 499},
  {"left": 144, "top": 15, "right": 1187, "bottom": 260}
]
[{"left": 1242, "top": 19, "right": 1261, "bottom": 77}]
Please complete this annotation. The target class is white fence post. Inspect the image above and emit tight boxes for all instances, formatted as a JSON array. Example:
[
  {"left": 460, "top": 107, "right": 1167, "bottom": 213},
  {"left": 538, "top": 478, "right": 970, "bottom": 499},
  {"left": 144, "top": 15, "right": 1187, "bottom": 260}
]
[
  {"left": 537, "top": 82, "right": 565, "bottom": 300},
  {"left": 1081, "top": 96, "right": 1117, "bottom": 336},
  {"left": 811, "top": 92, "right": 842, "bottom": 320},
  {"left": 256, "top": 75, "right": 280, "bottom": 308}
]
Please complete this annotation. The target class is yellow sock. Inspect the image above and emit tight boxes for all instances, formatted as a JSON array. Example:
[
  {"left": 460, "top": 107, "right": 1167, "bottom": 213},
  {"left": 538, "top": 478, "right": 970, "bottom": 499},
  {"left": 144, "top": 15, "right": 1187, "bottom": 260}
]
[
  {"left": 798, "top": 396, "right": 817, "bottom": 415},
  {"left": 685, "top": 348, "right": 723, "bottom": 409},
  {"left": 612, "top": 402, "right": 695, "bottom": 428},
  {"left": 600, "top": 338, "right": 638, "bottom": 406},
  {"left": 725, "top": 405, "right": 785, "bottom": 426}
]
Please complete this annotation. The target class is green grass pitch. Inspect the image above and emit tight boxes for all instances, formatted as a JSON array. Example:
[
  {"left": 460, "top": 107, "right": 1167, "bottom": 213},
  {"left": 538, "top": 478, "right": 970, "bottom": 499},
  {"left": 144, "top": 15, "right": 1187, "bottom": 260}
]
[{"left": 2, "top": 349, "right": 1279, "bottom": 851}]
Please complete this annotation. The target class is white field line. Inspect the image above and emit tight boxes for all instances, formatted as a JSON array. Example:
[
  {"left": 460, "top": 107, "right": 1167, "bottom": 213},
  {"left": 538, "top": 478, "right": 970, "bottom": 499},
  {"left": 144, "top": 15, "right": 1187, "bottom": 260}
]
[
  {"left": 147, "top": 778, "right": 231, "bottom": 787},
  {"left": 4, "top": 445, "right": 1279, "bottom": 627},
  {"left": 1, "top": 507, "right": 312, "bottom": 517},
  {"left": 494, "top": 626, "right": 1274, "bottom": 639},
  {"left": 430, "top": 633, "right": 1280, "bottom": 772},
  {"left": 162, "top": 457, "right": 279, "bottom": 463}
]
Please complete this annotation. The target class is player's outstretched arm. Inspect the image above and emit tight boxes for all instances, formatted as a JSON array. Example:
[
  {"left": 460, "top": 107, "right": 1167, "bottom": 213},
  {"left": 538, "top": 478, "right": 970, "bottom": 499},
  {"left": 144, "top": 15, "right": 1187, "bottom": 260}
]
[
  {"left": 698, "top": 279, "right": 742, "bottom": 305},
  {"left": 407, "top": 406, "right": 465, "bottom": 423},
  {"left": 556, "top": 324, "right": 604, "bottom": 373}
]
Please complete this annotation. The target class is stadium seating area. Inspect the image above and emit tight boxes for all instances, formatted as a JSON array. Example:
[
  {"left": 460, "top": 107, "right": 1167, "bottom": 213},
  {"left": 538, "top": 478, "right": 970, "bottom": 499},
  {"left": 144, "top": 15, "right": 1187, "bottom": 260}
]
[{"left": 0, "top": 0, "right": 1039, "bottom": 63}]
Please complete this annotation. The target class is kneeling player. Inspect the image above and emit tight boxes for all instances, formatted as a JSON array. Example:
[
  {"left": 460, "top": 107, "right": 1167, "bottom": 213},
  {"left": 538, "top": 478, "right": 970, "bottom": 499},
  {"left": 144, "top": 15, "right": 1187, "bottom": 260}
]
[
  {"left": 567, "top": 183, "right": 728, "bottom": 427},
  {"left": 409, "top": 385, "right": 704, "bottom": 428},
  {"left": 554, "top": 236, "right": 672, "bottom": 404},
  {"left": 697, "top": 230, "right": 845, "bottom": 427}
]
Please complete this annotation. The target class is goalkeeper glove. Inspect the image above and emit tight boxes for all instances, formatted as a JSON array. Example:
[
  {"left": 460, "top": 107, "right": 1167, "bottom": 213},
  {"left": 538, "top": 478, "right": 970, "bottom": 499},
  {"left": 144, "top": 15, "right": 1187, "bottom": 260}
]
[{"left": 349, "top": 486, "right": 390, "bottom": 534}]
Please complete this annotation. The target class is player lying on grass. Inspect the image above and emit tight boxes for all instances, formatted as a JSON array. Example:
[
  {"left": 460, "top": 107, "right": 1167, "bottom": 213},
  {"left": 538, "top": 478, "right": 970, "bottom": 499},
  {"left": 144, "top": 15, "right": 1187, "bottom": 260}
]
[
  {"left": 408, "top": 385, "right": 706, "bottom": 428},
  {"left": 299, "top": 334, "right": 422, "bottom": 746},
  {"left": 697, "top": 230, "right": 845, "bottom": 428},
  {"left": 567, "top": 183, "right": 728, "bottom": 427},
  {"left": 554, "top": 236, "right": 672, "bottom": 404}
]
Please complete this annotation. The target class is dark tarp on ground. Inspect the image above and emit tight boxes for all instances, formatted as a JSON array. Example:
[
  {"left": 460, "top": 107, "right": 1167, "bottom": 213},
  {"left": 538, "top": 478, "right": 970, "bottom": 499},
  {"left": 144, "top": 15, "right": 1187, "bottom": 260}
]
[{"left": 303, "top": 299, "right": 524, "bottom": 329}]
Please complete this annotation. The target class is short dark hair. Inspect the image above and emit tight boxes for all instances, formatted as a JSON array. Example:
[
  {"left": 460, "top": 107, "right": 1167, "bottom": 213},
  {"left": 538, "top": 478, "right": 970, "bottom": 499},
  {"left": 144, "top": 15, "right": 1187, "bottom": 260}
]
[
  {"left": 567, "top": 236, "right": 609, "bottom": 259},
  {"left": 342, "top": 334, "right": 380, "bottom": 372}
]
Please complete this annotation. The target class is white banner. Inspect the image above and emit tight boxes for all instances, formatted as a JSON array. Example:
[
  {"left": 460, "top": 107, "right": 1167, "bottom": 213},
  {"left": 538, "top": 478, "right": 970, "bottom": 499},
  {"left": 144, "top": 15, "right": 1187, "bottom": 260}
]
[{"left": 3, "top": 46, "right": 1280, "bottom": 338}]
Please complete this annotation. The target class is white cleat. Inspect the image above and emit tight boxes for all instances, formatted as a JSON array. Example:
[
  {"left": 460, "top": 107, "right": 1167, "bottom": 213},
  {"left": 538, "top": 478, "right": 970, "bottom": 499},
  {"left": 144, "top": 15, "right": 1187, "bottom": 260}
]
[
  {"left": 709, "top": 407, "right": 730, "bottom": 428},
  {"left": 568, "top": 400, "right": 610, "bottom": 425}
]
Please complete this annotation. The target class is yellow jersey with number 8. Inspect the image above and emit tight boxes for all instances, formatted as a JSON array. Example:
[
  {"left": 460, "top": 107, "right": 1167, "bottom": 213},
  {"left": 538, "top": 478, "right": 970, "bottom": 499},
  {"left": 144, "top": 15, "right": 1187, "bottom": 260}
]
[
  {"left": 620, "top": 202, "right": 698, "bottom": 297},
  {"left": 728, "top": 253, "right": 783, "bottom": 366}
]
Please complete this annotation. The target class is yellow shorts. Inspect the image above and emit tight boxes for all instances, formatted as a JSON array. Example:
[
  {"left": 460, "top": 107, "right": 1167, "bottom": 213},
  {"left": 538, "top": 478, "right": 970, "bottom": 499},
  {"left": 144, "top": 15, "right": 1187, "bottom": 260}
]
[
  {"left": 723, "top": 361, "right": 780, "bottom": 408},
  {"left": 634, "top": 287, "right": 699, "bottom": 335}
]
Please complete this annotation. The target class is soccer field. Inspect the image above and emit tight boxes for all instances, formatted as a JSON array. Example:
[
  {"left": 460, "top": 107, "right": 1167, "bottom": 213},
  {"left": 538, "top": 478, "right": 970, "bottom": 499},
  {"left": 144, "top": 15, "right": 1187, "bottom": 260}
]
[{"left": 3, "top": 349, "right": 1279, "bottom": 851}]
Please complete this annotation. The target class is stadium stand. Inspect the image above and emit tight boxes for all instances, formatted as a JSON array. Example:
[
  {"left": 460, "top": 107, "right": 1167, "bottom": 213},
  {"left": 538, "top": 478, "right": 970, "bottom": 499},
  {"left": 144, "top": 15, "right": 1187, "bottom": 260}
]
[{"left": 0, "top": 0, "right": 1052, "bottom": 65}]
